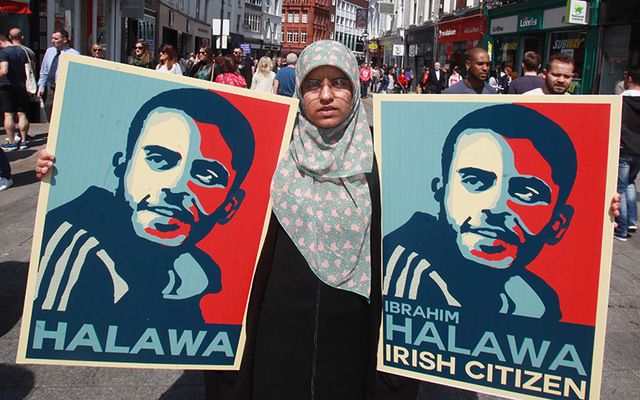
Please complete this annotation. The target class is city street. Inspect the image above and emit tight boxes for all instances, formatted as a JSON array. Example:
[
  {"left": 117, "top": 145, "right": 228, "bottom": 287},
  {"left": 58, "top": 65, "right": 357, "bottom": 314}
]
[{"left": 0, "top": 97, "right": 639, "bottom": 399}]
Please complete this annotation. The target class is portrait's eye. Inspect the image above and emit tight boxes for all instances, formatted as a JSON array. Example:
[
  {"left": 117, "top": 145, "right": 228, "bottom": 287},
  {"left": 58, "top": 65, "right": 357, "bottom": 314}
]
[
  {"left": 331, "top": 77, "right": 352, "bottom": 91},
  {"left": 143, "top": 145, "right": 181, "bottom": 171},
  {"left": 191, "top": 159, "right": 229, "bottom": 188},
  {"left": 509, "top": 177, "right": 551, "bottom": 205},
  {"left": 458, "top": 167, "right": 496, "bottom": 192}
]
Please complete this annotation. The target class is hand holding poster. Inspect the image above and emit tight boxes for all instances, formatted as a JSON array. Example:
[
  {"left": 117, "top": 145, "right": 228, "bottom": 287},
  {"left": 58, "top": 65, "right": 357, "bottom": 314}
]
[
  {"left": 17, "top": 54, "right": 297, "bottom": 369},
  {"left": 375, "top": 95, "right": 621, "bottom": 400}
]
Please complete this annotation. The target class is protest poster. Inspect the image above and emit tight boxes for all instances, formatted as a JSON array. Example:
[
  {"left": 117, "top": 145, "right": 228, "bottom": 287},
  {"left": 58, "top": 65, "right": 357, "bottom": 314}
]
[
  {"left": 17, "top": 54, "right": 298, "bottom": 369},
  {"left": 374, "top": 95, "right": 621, "bottom": 400}
]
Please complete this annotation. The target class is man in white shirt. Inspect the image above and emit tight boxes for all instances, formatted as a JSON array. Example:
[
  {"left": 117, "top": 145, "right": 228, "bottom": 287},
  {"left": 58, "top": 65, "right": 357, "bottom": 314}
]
[
  {"left": 37, "top": 29, "right": 80, "bottom": 120},
  {"left": 524, "top": 53, "right": 574, "bottom": 95}
]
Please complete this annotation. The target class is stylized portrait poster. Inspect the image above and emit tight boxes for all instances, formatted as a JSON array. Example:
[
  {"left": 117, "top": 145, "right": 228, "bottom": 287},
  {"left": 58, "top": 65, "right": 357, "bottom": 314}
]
[
  {"left": 374, "top": 96, "right": 621, "bottom": 400},
  {"left": 17, "top": 55, "right": 298, "bottom": 369}
]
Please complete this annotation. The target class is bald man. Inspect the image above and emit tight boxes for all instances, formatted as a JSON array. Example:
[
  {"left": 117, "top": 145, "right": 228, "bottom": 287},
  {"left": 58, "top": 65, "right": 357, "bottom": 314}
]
[{"left": 444, "top": 48, "right": 497, "bottom": 94}]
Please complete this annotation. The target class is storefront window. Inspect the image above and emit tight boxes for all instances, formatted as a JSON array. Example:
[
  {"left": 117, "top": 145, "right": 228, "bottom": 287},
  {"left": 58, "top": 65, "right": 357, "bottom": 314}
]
[
  {"left": 96, "top": 0, "right": 112, "bottom": 54},
  {"left": 548, "top": 31, "right": 586, "bottom": 94},
  {"left": 55, "top": 0, "right": 75, "bottom": 41},
  {"left": 494, "top": 35, "right": 518, "bottom": 69}
]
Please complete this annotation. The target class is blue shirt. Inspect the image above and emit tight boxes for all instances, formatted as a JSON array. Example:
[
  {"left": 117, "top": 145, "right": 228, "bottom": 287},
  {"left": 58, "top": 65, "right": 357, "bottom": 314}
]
[
  {"left": 38, "top": 46, "right": 80, "bottom": 91},
  {"left": 275, "top": 66, "right": 296, "bottom": 97}
]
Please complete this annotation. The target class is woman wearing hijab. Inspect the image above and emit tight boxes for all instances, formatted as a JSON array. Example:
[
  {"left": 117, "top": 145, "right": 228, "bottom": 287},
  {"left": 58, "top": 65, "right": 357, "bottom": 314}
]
[{"left": 204, "top": 39, "right": 395, "bottom": 400}]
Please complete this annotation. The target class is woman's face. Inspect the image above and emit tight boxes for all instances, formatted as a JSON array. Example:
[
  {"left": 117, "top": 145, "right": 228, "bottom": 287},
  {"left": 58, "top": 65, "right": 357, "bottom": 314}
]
[
  {"left": 159, "top": 50, "right": 168, "bottom": 61},
  {"left": 301, "top": 66, "right": 353, "bottom": 129},
  {"left": 197, "top": 48, "right": 207, "bottom": 61}
]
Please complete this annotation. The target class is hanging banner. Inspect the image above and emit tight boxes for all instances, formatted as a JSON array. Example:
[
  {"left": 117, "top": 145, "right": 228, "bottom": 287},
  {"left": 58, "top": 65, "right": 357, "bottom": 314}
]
[
  {"left": 356, "top": 8, "right": 369, "bottom": 30},
  {"left": 17, "top": 55, "right": 298, "bottom": 370},
  {"left": 375, "top": 95, "right": 621, "bottom": 400}
]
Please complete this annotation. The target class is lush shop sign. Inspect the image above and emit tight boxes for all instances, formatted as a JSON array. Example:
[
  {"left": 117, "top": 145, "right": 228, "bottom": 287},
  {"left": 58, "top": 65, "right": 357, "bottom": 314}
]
[{"left": 517, "top": 11, "right": 542, "bottom": 32}]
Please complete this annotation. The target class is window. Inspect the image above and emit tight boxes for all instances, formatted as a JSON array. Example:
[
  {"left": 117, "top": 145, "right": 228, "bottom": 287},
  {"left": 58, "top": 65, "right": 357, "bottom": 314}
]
[
  {"left": 245, "top": 0, "right": 262, "bottom": 5},
  {"left": 301, "top": 31, "right": 307, "bottom": 43},
  {"left": 244, "top": 12, "right": 262, "bottom": 31},
  {"left": 288, "top": 12, "right": 294, "bottom": 22},
  {"left": 282, "top": 30, "right": 285, "bottom": 42},
  {"left": 330, "top": 14, "right": 334, "bottom": 22},
  {"left": 330, "top": 31, "right": 334, "bottom": 39},
  {"left": 287, "top": 31, "right": 293, "bottom": 42},
  {"left": 237, "top": 14, "right": 241, "bottom": 31},
  {"left": 302, "top": 12, "right": 308, "bottom": 23},
  {"left": 293, "top": 12, "right": 299, "bottom": 23},
  {"left": 293, "top": 31, "right": 298, "bottom": 42}
]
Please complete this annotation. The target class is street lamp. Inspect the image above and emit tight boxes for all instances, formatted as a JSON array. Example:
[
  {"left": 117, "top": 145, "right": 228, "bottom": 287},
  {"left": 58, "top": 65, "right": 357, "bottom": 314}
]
[{"left": 361, "top": 30, "right": 369, "bottom": 62}]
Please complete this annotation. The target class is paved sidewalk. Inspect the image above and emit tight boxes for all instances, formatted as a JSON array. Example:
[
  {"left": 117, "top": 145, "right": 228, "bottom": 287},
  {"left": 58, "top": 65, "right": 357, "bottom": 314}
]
[{"left": 1, "top": 114, "right": 638, "bottom": 400}]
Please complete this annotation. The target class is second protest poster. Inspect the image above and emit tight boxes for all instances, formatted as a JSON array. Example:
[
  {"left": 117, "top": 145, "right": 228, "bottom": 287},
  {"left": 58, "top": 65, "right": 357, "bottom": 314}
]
[{"left": 375, "top": 95, "right": 620, "bottom": 400}]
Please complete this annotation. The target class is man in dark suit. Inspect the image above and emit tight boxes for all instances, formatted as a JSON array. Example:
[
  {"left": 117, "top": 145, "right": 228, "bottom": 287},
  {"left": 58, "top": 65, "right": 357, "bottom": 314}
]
[{"left": 427, "top": 61, "right": 447, "bottom": 93}]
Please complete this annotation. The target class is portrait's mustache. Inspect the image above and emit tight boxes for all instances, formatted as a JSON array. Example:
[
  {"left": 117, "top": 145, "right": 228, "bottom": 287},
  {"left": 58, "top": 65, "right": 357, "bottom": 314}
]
[
  {"left": 137, "top": 195, "right": 195, "bottom": 225},
  {"left": 459, "top": 218, "right": 521, "bottom": 246}
]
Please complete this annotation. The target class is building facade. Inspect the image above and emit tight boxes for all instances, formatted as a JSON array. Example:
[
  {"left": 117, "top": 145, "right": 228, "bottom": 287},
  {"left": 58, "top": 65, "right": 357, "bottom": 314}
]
[
  {"left": 334, "top": 0, "right": 368, "bottom": 57},
  {"left": 281, "top": 0, "right": 332, "bottom": 54}
]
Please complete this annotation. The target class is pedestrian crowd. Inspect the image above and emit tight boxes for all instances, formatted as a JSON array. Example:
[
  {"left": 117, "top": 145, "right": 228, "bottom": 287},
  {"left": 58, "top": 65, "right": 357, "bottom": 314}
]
[{"left": 0, "top": 27, "right": 635, "bottom": 400}]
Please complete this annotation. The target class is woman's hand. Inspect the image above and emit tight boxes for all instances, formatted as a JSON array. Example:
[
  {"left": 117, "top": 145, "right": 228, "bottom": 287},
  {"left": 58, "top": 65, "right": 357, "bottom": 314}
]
[{"left": 35, "top": 149, "right": 55, "bottom": 179}]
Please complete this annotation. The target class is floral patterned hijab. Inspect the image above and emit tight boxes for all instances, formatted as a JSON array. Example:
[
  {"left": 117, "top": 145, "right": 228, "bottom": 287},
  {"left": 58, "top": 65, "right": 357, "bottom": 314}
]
[{"left": 271, "top": 40, "right": 373, "bottom": 300}]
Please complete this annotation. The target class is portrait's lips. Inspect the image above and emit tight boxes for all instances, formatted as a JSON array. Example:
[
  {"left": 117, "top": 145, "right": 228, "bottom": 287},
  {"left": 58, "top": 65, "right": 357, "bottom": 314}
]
[
  {"left": 471, "top": 239, "right": 518, "bottom": 263},
  {"left": 143, "top": 205, "right": 194, "bottom": 226}
]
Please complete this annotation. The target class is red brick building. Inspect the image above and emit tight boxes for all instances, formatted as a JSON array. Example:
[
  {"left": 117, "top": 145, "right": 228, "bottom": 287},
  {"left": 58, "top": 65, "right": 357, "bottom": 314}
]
[{"left": 281, "top": 0, "right": 334, "bottom": 54}]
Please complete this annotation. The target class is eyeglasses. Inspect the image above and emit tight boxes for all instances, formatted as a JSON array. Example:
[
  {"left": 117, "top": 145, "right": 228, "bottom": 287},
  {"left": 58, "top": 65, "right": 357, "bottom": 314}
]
[
  {"left": 198, "top": 51, "right": 207, "bottom": 55},
  {"left": 233, "top": 51, "right": 242, "bottom": 55},
  {"left": 301, "top": 77, "right": 352, "bottom": 94},
  {"left": 92, "top": 48, "right": 102, "bottom": 52},
  {"left": 159, "top": 50, "right": 166, "bottom": 54},
  {"left": 135, "top": 46, "right": 144, "bottom": 50}
]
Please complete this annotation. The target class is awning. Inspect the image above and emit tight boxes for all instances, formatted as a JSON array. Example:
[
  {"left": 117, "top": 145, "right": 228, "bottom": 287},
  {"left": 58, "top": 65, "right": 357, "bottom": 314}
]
[{"left": 0, "top": 0, "right": 32, "bottom": 14}]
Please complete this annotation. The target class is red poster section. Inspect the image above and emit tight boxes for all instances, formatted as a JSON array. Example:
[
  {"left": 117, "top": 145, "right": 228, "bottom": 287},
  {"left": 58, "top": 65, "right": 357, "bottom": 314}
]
[
  {"left": 198, "top": 90, "right": 292, "bottom": 325},
  {"left": 519, "top": 102, "right": 611, "bottom": 326}
]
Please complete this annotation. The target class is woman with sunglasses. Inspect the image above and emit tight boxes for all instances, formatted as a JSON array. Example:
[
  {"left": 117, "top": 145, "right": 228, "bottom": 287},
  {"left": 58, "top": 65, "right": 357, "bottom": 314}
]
[
  {"left": 127, "top": 39, "right": 156, "bottom": 69},
  {"left": 188, "top": 47, "right": 214, "bottom": 81},
  {"left": 156, "top": 44, "right": 182, "bottom": 75},
  {"left": 90, "top": 44, "right": 104, "bottom": 59},
  {"left": 204, "top": 39, "right": 417, "bottom": 400}
]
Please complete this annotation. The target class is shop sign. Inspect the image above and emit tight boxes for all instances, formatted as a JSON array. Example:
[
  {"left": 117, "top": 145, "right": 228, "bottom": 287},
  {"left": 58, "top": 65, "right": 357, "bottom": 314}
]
[
  {"left": 551, "top": 36, "right": 585, "bottom": 51},
  {"left": 378, "top": 2, "right": 395, "bottom": 15},
  {"left": 121, "top": 0, "right": 144, "bottom": 20},
  {"left": 565, "top": 0, "right": 588, "bottom": 25},
  {"left": 393, "top": 44, "right": 404, "bottom": 56},
  {"left": 368, "top": 42, "right": 379, "bottom": 50},
  {"left": 437, "top": 15, "right": 486, "bottom": 43},
  {"left": 408, "top": 44, "right": 417, "bottom": 57},
  {"left": 490, "top": 16, "right": 517, "bottom": 35},
  {"left": 517, "top": 11, "right": 542, "bottom": 32}
]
